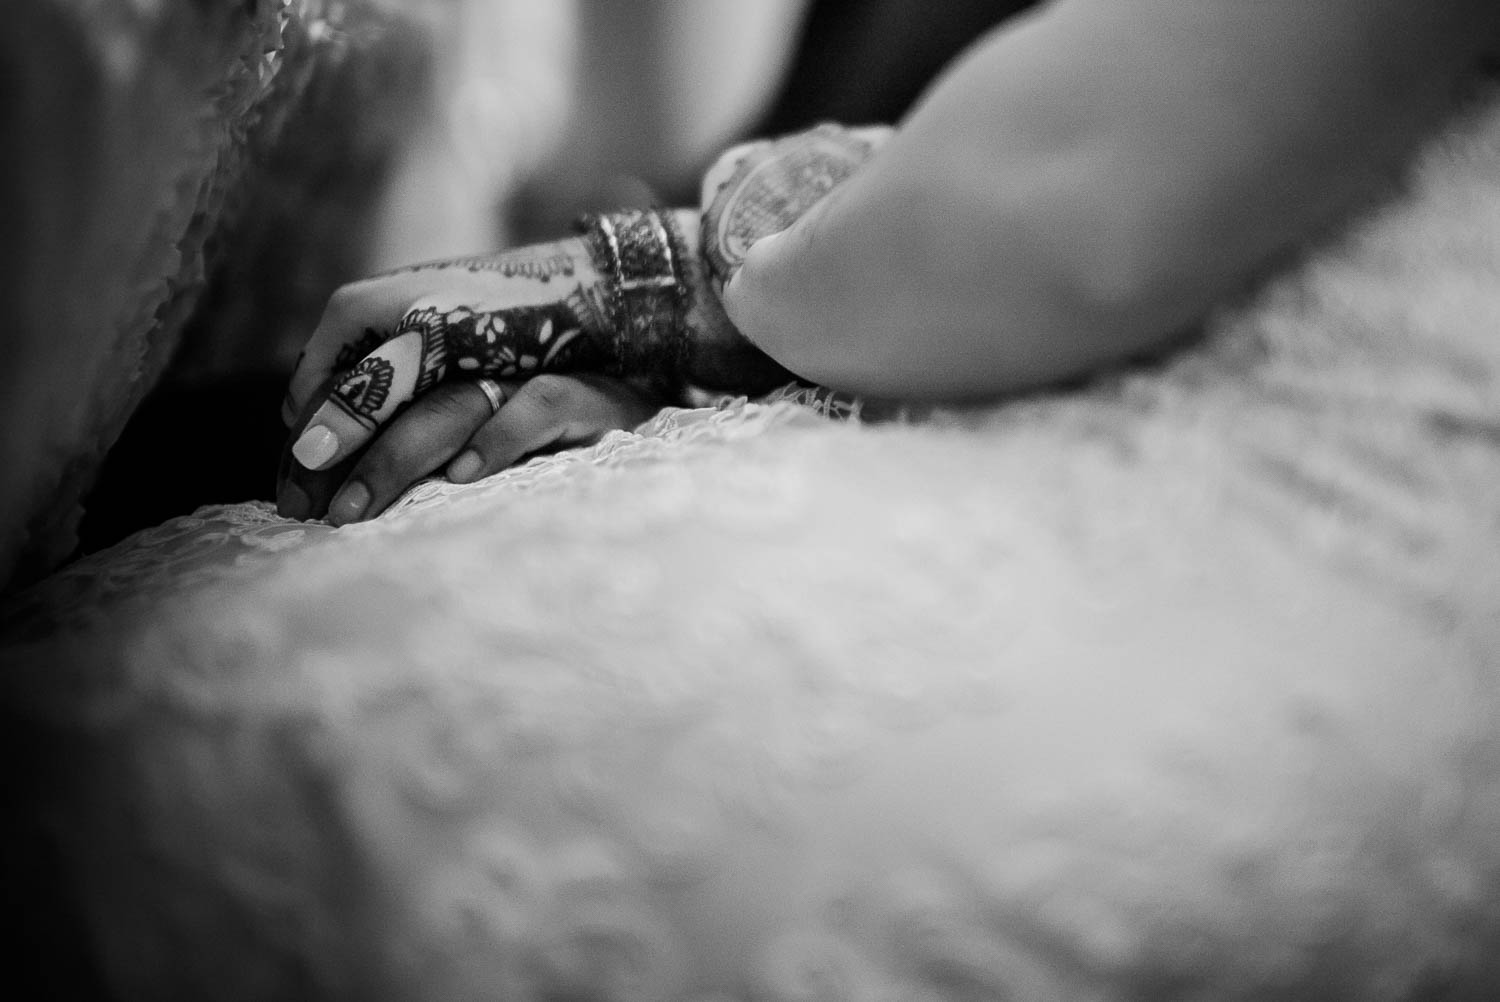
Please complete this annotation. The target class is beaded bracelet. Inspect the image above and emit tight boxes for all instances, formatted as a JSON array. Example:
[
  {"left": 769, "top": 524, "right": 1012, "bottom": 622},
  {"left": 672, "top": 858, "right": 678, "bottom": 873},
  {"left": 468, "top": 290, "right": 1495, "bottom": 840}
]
[{"left": 575, "top": 208, "right": 692, "bottom": 378}]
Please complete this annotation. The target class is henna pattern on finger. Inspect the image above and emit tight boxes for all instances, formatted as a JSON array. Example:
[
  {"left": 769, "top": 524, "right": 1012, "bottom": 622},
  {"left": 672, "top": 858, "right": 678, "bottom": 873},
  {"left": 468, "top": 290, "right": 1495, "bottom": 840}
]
[
  {"left": 330, "top": 355, "right": 395, "bottom": 428},
  {"left": 331, "top": 327, "right": 389, "bottom": 375},
  {"left": 321, "top": 275, "right": 618, "bottom": 434},
  {"left": 408, "top": 313, "right": 447, "bottom": 399}
]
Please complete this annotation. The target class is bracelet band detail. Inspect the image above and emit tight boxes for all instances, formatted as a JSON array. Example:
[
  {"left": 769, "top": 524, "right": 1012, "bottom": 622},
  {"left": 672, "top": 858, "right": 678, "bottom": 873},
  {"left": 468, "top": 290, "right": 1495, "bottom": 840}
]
[{"left": 576, "top": 208, "right": 690, "bottom": 378}]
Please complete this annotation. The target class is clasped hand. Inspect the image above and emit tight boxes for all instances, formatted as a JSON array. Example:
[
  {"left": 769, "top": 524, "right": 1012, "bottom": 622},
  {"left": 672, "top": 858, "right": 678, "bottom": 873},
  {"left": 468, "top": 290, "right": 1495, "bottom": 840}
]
[
  {"left": 277, "top": 123, "right": 890, "bottom": 525},
  {"left": 276, "top": 237, "right": 661, "bottom": 524}
]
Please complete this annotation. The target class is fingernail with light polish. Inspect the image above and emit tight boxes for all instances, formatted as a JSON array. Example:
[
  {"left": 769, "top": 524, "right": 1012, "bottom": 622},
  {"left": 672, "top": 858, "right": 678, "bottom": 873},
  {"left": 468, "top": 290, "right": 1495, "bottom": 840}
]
[
  {"left": 292, "top": 424, "right": 340, "bottom": 470},
  {"left": 448, "top": 450, "right": 483, "bottom": 483},
  {"left": 329, "top": 480, "right": 370, "bottom": 525}
]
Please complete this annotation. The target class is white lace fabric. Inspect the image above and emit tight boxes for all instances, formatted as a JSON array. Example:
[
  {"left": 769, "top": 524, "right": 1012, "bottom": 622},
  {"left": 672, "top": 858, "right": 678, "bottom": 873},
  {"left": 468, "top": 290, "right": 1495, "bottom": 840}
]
[
  {"left": 3, "top": 0, "right": 421, "bottom": 585},
  {"left": 4, "top": 98, "right": 1500, "bottom": 1001}
]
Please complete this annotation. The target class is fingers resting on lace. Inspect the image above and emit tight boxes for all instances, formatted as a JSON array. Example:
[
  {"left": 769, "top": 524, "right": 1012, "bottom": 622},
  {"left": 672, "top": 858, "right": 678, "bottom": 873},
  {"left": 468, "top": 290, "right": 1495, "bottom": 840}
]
[
  {"left": 278, "top": 374, "right": 661, "bottom": 526},
  {"left": 444, "top": 374, "right": 659, "bottom": 489}
]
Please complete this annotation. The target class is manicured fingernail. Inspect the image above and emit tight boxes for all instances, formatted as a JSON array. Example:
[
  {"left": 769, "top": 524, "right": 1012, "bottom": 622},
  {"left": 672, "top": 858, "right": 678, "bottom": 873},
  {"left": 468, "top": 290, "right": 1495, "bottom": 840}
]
[
  {"left": 329, "top": 480, "right": 370, "bottom": 525},
  {"left": 292, "top": 424, "right": 340, "bottom": 470},
  {"left": 277, "top": 482, "right": 310, "bottom": 521},
  {"left": 448, "top": 450, "right": 483, "bottom": 483}
]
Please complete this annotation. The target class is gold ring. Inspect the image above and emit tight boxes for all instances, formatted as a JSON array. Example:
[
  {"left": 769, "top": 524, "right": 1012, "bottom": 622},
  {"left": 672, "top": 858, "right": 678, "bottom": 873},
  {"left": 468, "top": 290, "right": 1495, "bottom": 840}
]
[{"left": 475, "top": 377, "right": 505, "bottom": 415}]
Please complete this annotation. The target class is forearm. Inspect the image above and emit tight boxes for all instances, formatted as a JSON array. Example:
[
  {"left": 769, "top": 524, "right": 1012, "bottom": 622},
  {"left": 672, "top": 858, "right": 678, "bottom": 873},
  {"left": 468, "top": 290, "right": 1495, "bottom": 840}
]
[{"left": 724, "top": 0, "right": 1500, "bottom": 400}]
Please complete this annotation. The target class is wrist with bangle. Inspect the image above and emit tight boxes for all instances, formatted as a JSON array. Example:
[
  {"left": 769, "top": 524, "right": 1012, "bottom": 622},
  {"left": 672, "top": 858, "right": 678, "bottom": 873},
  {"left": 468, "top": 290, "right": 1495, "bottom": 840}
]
[
  {"left": 574, "top": 205, "right": 799, "bottom": 396},
  {"left": 575, "top": 207, "right": 693, "bottom": 381}
]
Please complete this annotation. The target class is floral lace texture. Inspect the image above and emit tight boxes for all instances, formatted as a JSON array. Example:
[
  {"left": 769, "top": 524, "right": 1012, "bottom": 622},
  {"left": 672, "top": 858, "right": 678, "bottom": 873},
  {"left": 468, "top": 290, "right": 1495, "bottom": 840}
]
[
  {"left": 4, "top": 95, "right": 1500, "bottom": 1002},
  {"left": 4, "top": 0, "right": 423, "bottom": 587}
]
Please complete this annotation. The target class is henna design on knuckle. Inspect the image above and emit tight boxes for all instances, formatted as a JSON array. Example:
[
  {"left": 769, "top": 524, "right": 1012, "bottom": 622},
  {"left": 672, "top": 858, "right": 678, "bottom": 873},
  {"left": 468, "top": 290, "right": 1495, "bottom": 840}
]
[
  {"left": 397, "top": 297, "right": 611, "bottom": 384},
  {"left": 331, "top": 327, "right": 389, "bottom": 376},
  {"left": 394, "top": 307, "right": 450, "bottom": 398}
]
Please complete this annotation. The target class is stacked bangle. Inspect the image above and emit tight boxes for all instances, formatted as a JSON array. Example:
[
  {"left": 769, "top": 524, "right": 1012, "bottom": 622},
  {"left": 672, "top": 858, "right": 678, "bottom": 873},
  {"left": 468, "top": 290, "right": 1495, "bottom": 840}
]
[{"left": 575, "top": 208, "right": 691, "bottom": 379}]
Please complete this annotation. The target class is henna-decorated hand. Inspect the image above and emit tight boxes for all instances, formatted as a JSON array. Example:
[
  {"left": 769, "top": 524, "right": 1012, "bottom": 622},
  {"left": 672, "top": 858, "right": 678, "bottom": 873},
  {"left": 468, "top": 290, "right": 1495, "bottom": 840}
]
[
  {"left": 278, "top": 372, "right": 659, "bottom": 523},
  {"left": 280, "top": 236, "right": 619, "bottom": 477},
  {"left": 277, "top": 125, "right": 894, "bottom": 522},
  {"left": 276, "top": 210, "right": 794, "bottom": 521}
]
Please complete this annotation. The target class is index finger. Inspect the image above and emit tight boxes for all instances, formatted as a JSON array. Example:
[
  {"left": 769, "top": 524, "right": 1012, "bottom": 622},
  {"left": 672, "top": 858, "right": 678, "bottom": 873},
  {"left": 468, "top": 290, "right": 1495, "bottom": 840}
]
[
  {"left": 288, "top": 312, "right": 449, "bottom": 473},
  {"left": 276, "top": 372, "right": 361, "bottom": 521},
  {"left": 281, "top": 271, "right": 445, "bottom": 428}
]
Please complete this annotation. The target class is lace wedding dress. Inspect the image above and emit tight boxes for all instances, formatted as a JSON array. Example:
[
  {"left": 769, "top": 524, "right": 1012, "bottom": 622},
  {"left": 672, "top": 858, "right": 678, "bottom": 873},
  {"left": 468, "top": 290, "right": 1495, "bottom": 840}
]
[{"left": 4, "top": 95, "right": 1500, "bottom": 1002}]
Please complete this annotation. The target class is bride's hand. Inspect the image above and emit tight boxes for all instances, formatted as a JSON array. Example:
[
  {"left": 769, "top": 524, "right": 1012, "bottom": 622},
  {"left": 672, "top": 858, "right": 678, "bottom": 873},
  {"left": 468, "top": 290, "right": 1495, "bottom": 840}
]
[
  {"left": 280, "top": 210, "right": 796, "bottom": 481},
  {"left": 280, "top": 236, "right": 618, "bottom": 476},
  {"left": 277, "top": 123, "right": 893, "bottom": 522}
]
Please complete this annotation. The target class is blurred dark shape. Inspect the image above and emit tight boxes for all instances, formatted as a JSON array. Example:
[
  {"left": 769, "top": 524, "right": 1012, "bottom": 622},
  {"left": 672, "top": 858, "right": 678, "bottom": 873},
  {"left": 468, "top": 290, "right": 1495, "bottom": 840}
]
[
  {"left": 644, "top": 0, "right": 1040, "bottom": 208},
  {"left": 77, "top": 375, "right": 291, "bottom": 554},
  {"left": 756, "top": 0, "right": 1039, "bottom": 135}
]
